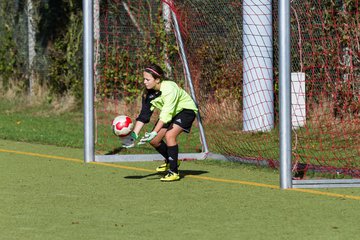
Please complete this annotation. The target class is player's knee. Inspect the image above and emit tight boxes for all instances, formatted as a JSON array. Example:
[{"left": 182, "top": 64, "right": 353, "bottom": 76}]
[
  {"left": 165, "top": 134, "right": 176, "bottom": 145},
  {"left": 150, "top": 139, "right": 160, "bottom": 148}
]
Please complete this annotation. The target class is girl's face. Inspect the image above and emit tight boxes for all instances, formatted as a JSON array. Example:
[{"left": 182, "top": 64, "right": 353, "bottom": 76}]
[{"left": 143, "top": 72, "right": 161, "bottom": 90}]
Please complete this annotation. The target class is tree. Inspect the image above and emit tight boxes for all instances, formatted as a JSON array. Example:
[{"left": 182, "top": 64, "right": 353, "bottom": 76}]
[{"left": 27, "top": 0, "right": 37, "bottom": 97}]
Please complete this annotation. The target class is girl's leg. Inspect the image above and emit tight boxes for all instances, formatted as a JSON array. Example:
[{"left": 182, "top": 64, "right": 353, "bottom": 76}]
[
  {"left": 164, "top": 125, "right": 184, "bottom": 174},
  {"left": 150, "top": 128, "right": 168, "bottom": 161}
]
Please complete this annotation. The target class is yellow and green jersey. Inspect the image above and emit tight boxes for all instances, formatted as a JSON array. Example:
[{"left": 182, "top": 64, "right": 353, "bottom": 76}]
[{"left": 136, "top": 81, "right": 198, "bottom": 124}]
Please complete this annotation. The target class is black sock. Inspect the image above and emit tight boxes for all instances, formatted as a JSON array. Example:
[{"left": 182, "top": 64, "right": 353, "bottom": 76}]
[
  {"left": 167, "top": 145, "right": 179, "bottom": 173},
  {"left": 155, "top": 141, "right": 169, "bottom": 163}
]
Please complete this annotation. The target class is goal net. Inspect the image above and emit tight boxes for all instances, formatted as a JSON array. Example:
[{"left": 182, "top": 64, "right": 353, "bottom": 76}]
[
  {"left": 93, "top": 0, "right": 359, "bottom": 181},
  {"left": 287, "top": 0, "right": 359, "bottom": 181},
  {"left": 94, "top": 0, "right": 207, "bottom": 161}
]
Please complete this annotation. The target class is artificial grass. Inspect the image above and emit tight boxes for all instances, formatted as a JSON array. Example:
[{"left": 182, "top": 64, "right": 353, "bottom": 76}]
[{"left": 1, "top": 139, "right": 360, "bottom": 240}]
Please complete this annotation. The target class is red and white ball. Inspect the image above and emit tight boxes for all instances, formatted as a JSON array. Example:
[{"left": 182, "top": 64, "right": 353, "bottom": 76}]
[{"left": 112, "top": 115, "right": 133, "bottom": 137}]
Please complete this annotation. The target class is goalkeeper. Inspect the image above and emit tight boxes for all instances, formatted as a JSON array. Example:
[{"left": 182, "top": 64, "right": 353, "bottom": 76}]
[{"left": 122, "top": 63, "right": 198, "bottom": 182}]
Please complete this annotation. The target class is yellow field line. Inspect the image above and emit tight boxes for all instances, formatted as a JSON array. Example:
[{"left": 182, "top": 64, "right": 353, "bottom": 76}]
[
  {"left": 188, "top": 175, "right": 280, "bottom": 189},
  {"left": 1, "top": 148, "right": 360, "bottom": 200},
  {"left": 0, "top": 149, "right": 83, "bottom": 163},
  {"left": 188, "top": 175, "right": 360, "bottom": 200}
]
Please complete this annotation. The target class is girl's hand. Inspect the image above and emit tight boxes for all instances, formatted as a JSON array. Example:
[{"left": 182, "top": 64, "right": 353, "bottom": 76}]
[
  {"left": 121, "top": 132, "right": 138, "bottom": 148},
  {"left": 138, "top": 131, "right": 157, "bottom": 145}
]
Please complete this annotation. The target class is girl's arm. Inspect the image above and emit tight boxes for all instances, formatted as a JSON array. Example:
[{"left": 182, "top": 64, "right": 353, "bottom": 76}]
[
  {"left": 152, "top": 120, "right": 164, "bottom": 133},
  {"left": 132, "top": 121, "right": 145, "bottom": 136}
]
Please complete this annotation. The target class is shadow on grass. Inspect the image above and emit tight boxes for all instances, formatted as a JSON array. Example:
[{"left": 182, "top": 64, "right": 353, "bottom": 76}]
[
  {"left": 104, "top": 146, "right": 156, "bottom": 155},
  {"left": 104, "top": 147, "right": 124, "bottom": 155},
  {"left": 124, "top": 170, "right": 209, "bottom": 180}
]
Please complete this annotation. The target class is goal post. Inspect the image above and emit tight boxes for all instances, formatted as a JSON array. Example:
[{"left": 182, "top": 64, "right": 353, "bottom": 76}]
[
  {"left": 278, "top": 0, "right": 292, "bottom": 189},
  {"left": 170, "top": 4, "right": 209, "bottom": 154},
  {"left": 83, "top": 0, "right": 94, "bottom": 163}
]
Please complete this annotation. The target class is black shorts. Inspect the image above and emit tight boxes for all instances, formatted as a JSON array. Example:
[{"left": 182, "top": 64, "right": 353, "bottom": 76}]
[{"left": 158, "top": 109, "right": 196, "bottom": 133}]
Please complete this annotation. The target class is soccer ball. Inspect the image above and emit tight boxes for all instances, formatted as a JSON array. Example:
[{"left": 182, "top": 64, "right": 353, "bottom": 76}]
[{"left": 112, "top": 115, "right": 134, "bottom": 137}]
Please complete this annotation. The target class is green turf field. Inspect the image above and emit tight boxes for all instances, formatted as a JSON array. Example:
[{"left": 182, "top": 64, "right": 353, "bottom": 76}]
[{"left": 1, "top": 139, "right": 360, "bottom": 240}]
